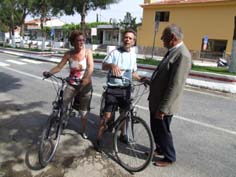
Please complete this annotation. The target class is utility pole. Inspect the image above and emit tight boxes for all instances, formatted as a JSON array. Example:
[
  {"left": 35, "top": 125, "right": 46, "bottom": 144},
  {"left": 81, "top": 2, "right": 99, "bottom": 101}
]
[
  {"left": 96, "top": 13, "right": 99, "bottom": 22},
  {"left": 151, "top": 15, "right": 159, "bottom": 59},
  {"left": 151, "top": 30, "right": 157, "bottom": 59},
  {"left": 229, "top": 16, "right": 236, "bottom": 73}
]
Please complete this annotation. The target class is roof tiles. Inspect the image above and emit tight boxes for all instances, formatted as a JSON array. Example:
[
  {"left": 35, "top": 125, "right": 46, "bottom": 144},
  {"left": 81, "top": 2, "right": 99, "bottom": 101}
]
[{"left": 149, "top": 0, "right": 230, "bottom": 5}]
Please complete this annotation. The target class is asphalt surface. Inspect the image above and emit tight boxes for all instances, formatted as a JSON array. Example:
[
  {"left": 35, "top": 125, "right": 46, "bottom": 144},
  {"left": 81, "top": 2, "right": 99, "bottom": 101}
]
[
  {"left": 1, "top": 47, "right": 236, "bottom": 94},
  {"left": 0, "top": 53, "right": 236, "bottom": 177}
]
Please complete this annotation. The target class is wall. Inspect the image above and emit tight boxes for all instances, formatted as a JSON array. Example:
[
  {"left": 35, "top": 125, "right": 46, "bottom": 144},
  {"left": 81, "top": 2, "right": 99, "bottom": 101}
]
[{"left": 137, "top": 1, "right": 236, "bottom": 55}]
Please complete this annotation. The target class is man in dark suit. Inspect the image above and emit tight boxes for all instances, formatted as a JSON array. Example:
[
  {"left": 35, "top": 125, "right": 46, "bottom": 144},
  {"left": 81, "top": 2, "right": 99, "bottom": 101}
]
[{"left": 148, "top": 24, "right": 192, "bottom": 167}]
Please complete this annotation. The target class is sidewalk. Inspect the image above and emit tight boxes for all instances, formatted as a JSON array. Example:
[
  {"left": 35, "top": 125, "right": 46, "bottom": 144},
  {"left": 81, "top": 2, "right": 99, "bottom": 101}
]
[{"left": 1, "top": 47, "right": 236, "bottom": 94}]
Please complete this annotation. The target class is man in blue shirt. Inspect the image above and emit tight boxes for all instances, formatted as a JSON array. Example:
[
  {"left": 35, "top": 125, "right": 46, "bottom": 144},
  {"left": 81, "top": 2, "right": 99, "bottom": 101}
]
[{"left": 95, "top": 29, "right": 143, "bottom": 151}]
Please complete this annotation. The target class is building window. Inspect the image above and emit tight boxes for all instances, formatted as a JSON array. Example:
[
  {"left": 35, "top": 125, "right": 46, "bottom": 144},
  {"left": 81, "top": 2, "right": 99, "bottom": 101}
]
[
  {"left": 200, "top": 39, "right": 227, "bottom": 59},
  {"left": 155, "top": 11, "right": 170, "bottom": 22}
]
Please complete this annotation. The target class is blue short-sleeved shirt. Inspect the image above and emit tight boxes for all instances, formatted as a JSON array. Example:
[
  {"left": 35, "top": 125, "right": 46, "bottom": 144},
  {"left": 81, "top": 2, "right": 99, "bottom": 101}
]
[{"left": 103, "top": 47, "right": 137, "bottom": 87}]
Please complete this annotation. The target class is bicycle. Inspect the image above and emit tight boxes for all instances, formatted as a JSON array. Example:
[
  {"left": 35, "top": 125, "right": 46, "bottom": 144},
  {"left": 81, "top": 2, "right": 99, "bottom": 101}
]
[
  {"left": 38, "top": 74, "right": 79, "bottom": 167},
  {"left": 99, "top": 76, "right": 154, "bottom": 172}
]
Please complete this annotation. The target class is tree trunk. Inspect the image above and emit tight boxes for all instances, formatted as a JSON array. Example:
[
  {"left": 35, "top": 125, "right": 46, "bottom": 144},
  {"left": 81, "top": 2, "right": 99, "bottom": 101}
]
[
  {"left": 20, "top": 13, "right": 27, "bottom": 37},
  {"left": 81, "top": 2, "right": 87, "bottom": 36},
  {"left": 10, "top": 12, "right": 15, "bottom": 48},
  {"left": 40, "top": 17, "right": 46, "bottom": 51},
  {"left": 229, "top": 16, "right": 236, "bottom": 73},
  {"left": 40, "top": 17, "right": 45, "bottom": 38},
  {"left": 81, "top": 15, "right": 86, "bottom": 36}
]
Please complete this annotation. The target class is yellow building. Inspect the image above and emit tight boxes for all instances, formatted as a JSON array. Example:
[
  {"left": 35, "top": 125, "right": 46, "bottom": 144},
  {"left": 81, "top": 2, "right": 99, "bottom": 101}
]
[{"left": 137, "top": 0, "right": 236, "bottom": 59}]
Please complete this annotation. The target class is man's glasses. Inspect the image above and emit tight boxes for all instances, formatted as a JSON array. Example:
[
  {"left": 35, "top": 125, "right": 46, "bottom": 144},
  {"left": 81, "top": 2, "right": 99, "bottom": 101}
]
[
  {"left": 75, "top": 39, "right": 85, "bottom": 42},
  {"left": 124, "top": 36, "right": 134, "bottom": 40}
]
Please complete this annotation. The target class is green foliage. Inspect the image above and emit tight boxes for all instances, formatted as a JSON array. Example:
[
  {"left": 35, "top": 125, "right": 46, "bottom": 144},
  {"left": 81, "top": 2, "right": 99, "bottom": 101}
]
[
  {"left": 0, "top": 0, "right": 21, "bottom": 34},
  {"left": 85, "top": 22, "right": 109, "bottom": 29},
  {"left": 119, "top": 12, "right": 138, "bottom": 31},
  {"left": 61, "top": 22, "right": 109, "bottom": 39},
  {"left": 93, "top": 53, "right": 106, "bottom": 59},
  {"left": 50, "top": 0, "right": 121, "bottom": 34}
]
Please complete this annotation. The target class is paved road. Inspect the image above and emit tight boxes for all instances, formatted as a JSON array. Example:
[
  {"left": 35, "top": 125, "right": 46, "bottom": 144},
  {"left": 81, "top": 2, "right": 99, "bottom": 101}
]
[{"left": 0, "top": 53, "right": 236, "bottom": 177}]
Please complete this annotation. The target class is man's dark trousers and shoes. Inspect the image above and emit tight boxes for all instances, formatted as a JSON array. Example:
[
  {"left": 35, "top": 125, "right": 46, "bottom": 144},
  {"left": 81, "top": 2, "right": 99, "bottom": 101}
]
[{"left": 150, "top": 112, "right": 176, "bottom": 167}]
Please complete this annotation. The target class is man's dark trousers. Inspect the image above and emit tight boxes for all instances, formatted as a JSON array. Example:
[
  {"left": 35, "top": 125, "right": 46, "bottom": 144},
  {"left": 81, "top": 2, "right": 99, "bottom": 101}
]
[{"left": 150, "top": 112, "right": 176, "bottom": 162}]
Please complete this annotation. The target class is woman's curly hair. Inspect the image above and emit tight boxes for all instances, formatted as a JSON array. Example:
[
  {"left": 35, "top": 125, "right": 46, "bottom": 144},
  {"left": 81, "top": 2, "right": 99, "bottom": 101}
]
[{"left": 69, "top": 30, "right": 84, "bottom": 46}]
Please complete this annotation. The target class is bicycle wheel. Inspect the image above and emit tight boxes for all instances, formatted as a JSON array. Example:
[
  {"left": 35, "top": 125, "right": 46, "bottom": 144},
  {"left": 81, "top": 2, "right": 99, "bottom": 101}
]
[
  {"left": 38, "top": 114, "right": 62, "bottom": 167},
  {"left": 113, "top": 116, "right": 154, "bottom": 172}
]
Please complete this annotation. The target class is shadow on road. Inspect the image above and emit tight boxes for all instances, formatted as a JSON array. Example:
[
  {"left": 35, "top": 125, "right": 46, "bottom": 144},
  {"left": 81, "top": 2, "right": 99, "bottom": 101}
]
[
  {"left": 0, "top": 72, "right": 22, "bottom": 92},
  {"left": 0, "top": 99, "right": 48, "bottom": 175}
]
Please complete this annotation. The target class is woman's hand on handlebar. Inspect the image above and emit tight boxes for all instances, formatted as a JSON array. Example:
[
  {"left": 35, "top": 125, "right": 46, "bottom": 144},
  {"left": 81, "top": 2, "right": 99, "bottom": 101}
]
[{"left": 43, "top": 71, "right": 52, "bottom": 78}]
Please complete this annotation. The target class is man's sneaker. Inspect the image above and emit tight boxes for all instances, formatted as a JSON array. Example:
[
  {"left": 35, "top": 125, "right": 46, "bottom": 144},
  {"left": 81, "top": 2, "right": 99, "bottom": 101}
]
[
  {"left": 119, "top": 135, "right": 136, "bottom": 144},
  {"left": 119, "top": 135, "right": 129, "bottom": 144},
  {"left": 81, "top": 132, "right": 88, "bottom": 139}
]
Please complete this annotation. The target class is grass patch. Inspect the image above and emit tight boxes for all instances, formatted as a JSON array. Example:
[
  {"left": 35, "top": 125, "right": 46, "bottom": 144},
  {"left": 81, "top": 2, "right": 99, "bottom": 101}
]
[
  {"left": 137, "top": 58, "right": 160, "bottom": 65},
  {"left": 138, "top": 58, "right": 236, "bottom": 76},
  {"left": 94, "top": 55, "right": 236, "bottom": 76},
  {"left": 192, "top": 65, "right": 236, "bottom": 76},
  {"left": 93, "top": 53, "right": 106, "bottom": 59},
  {"left": 0, "top": 45, "right": 52, "bottom": 52},
  {"left": 1, "top": 45, "right": 235, "bottom": 76}
]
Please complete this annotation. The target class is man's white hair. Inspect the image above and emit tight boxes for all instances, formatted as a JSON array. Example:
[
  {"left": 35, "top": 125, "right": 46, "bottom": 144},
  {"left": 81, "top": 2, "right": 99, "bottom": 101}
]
[{"left": 169, "top": 24, "right": 184, "bottom": 40}]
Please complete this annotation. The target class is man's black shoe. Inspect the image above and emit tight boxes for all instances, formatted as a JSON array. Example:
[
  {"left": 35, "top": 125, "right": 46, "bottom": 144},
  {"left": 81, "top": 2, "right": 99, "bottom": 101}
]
[
  {"left": 94, "top": 140, "right": 102, "bottom": 153},
  {"left": 119, "top": 135, "right": 129, "bottom": 144}
]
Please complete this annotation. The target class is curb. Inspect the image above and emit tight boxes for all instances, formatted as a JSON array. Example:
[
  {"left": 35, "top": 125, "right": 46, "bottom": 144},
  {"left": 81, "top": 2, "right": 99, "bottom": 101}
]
[{"left": 1, "top": 48, "right": 236, "bottom": 94}]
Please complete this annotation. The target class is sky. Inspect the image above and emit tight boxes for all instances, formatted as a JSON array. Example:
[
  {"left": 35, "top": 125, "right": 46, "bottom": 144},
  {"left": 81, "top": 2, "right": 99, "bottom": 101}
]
[{"left": 58, "top": 0, "right": 144, "bottom": 24}]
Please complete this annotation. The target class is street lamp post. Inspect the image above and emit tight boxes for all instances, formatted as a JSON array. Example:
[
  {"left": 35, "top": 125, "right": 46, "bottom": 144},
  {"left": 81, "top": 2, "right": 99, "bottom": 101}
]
[{"left": 229, "top": 16, "right": 236, "bottom": 73}]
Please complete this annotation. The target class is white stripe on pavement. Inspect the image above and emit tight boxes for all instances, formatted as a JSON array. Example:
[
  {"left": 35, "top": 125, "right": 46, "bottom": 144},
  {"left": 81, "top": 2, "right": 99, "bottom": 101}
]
[
  {"left": 6, "top": 59, "right": 26, "bottom": 65},
  {"left": 175, "top": 115, "right": 236, "bottom": 136},
  {"left": 0, "top": 62, "right": 10, "bottom": 67},
  {"left": 21, "top": 58, "right": 43, "bottom": 64},
  {"left": 1, "top": 65, "right": 236, "bottom": 137}
]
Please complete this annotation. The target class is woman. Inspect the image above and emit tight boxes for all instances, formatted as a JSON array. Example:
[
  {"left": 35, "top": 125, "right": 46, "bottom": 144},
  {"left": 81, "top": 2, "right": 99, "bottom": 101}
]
[{"left": 43, "top": 30, "right": 94, "bottom": 139}]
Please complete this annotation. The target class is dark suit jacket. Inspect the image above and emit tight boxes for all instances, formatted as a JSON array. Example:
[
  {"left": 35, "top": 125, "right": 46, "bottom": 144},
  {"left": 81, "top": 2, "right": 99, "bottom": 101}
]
[{"left": 148, "top": 43, "right": 192, "bottom": 115}]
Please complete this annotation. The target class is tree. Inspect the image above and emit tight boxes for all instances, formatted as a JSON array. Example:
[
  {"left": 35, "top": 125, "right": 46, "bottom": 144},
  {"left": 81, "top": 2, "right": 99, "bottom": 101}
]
[
  {"left": 119, "top": 12, "right": 138, "bottom": 31},
  {"left": 31, "top": 0, "right": 55, "bottom": 38},
  {"left": 16, "top": 0, "right": 35, "bottom": 37},
  {"left": 0, "top": 0, "right": 37, "bottom": 38},
  {"left": 51, "top": 0, "right": 121, "bottom": 36},
  {"left": 0, "top": 0, "right": 20, "bottom": 37}
]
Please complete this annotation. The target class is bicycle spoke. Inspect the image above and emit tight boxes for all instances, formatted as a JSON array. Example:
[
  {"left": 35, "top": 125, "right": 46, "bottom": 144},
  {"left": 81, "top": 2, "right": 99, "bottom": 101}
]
[
  {"left": 39, "top": 116, "right": 62, "bottom": 167},
  {"left": 113, "top": 117, "right": 154, "bottom": 172}
]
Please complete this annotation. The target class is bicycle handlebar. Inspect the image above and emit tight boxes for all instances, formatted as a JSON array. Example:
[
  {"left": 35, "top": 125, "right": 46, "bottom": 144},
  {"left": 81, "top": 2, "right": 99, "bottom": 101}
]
[
  {"left": 43, "top": 74, "right": 82, "bottom": 84},
  {"left": 108, "top": 74, "right": 149, "bottom": 88}
]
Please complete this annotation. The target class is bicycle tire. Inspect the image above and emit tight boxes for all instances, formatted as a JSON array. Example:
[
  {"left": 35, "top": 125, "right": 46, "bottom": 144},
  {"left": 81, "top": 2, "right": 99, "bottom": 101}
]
[
  {"left": 113, "top": 116, "right": 154, "bottom": 172},
  {"left": 38, "top": 115, "right": 62, "bottom": 167}
]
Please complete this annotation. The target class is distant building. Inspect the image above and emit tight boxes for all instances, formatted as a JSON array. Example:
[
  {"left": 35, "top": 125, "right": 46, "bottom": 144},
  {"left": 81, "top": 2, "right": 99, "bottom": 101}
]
[
  {"left": 137, "top": 0, "right": 236, "bottom": 59},
  {"left": 25, "top": 18, "right": 65, "bottom": 41},
  {"left": 96, "top": 24, "right": 122, "bottom": 46}
]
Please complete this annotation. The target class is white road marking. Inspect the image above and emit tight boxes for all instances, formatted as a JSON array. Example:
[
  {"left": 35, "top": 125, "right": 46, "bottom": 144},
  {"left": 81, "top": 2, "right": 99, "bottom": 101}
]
[
  {"left": 175, "top": 115, "right": 236, "bottom": 136},
  {"left": 1, "top": 65, "right": 236, "bottom": 136},
  {"left": 21, "top": 58, "right": 43, "bottom": 64},
  {"left": 6, "top": 59, "right": 26, "bottom": 65},
  {"left": 0, "top": 62, "right": 10, "bottom": 67}
]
